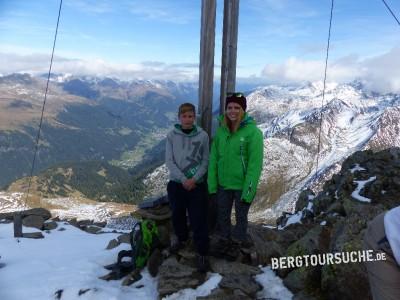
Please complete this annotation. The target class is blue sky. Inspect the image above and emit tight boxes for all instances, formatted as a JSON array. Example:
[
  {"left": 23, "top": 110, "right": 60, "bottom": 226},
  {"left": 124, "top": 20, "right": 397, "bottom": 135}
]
[{"left": 1, "top": 0, "right": 400, "bottom": 91}]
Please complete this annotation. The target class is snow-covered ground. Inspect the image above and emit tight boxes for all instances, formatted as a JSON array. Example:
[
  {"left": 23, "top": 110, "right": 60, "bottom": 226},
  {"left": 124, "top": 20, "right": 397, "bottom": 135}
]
[
  {"left": 0, "top": 222, "right": 293, "bottom": 300},
  {"left": 0, "top": 192, "right": 136, "bottom": 222}
]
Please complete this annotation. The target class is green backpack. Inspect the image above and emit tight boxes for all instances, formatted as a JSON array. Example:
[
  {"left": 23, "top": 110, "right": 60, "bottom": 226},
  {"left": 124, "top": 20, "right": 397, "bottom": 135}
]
[
  {"left": 102, "top": 219, "right": 160, "bottom": 280},
  {"left": 131, "top": 219, "right": 159, "bottom": 269}
]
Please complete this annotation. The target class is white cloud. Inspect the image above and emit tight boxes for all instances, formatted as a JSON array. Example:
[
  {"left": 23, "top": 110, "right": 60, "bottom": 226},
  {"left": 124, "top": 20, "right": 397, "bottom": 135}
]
[
  {"left": 0, "top": 52, "right": 199, "bottom": 81},
  {"left": 261, "top": 47, "right": 400, "bottom": 93}
]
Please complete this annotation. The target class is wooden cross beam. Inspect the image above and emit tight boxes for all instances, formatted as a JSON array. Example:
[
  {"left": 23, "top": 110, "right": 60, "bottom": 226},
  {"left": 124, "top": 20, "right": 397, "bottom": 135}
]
[{"left": 199, "top": 0, "right": 240, "bottom": 137}]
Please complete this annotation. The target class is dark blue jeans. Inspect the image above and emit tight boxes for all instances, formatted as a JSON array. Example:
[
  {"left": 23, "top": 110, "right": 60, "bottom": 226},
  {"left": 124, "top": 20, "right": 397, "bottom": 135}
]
[
  {"left": 167, "top": 181, "right": 209, "bottom": 256},
  {"left": 216, "top": 187, "right": 251, "bottom": 242}
]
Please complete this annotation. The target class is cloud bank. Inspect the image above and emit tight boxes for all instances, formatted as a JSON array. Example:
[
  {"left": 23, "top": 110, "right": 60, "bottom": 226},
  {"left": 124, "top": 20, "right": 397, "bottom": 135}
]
[
  {"left": 1, "top": 47, "right": 400, "bottom": 93},
  {"left": 262, "top": 47, "right": 400, "bottom": 93},
  {"left": 0, "top": 52, "right": 199, "bottom": 81}
]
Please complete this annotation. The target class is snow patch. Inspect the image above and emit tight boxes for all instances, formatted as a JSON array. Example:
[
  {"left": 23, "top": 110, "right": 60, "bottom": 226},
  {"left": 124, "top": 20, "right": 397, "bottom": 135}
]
[
  {"left": 163, "top": 273, "right": 222, "bottom": 300},
  {"left": 350, "top": 163, "right": 366, "bottom": 173},
  {"left": 351, "top": 176, "right": 376, "bottom": 203},
  {"left": 255, "top": 266, "right": 293, "bottom": 300},
  {"left": 279, "top": 211, "right": 302, "bottom": 230}
]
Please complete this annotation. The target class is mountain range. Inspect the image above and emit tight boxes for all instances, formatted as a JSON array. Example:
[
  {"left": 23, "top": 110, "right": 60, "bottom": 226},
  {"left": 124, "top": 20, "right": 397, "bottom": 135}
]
[
  {"left": 1, "top": 73, "right": 399, "bottom": 222},
  {"left": 143, "top": 81, "right": 400, "bottom": 222},
  {"left": 0, "top": 73, "right": 198, "bottom": 188}
]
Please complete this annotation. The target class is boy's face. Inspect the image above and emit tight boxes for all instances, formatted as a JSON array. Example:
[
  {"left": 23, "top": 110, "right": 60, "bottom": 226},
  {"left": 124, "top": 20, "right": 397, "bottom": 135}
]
[{"left": 179, "top": 111, "right": 195, "bottom": 129}]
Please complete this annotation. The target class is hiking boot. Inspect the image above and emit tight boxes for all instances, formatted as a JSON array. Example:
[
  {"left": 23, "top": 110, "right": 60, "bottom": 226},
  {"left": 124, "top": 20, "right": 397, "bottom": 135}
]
[
  {"left": 211, "top": 238, "right": 239, "bottom": 261},
  {"left": 170, "top": 240, "right": 186, "bottom": 254},
  {"left": 121, "top": 269, "right": 142, "bottom": 286},
  {"left": 196, "top": 255, "right": 210, "bottom": 273},
  {"left": 232, "top": 237, "right": 254, "bottom": 249}
]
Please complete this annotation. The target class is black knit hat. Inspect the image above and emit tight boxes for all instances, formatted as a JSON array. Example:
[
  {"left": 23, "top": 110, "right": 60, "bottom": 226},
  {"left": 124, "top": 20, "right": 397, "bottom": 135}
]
[{"left": 225, "top": 92, "right": 247, "bottom": 111}]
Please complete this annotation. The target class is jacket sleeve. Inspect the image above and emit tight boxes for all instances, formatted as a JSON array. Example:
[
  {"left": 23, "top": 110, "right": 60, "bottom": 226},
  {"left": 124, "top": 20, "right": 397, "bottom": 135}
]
[
  {"left": 165, "top": 133, "right": 187, "bottom": 183},
  {"left": 193, "top": 132, "right": 209, "bottom": 182},
  {"left": 207, "top": 134, "right": 218, "bottom": 194},
  {"left": 241, "top": 128, "right": 264, "bottom": 203}
]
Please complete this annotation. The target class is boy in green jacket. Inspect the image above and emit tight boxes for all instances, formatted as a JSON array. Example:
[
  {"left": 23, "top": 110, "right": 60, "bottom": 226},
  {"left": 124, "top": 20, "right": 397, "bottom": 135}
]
[{"left": 208, "top": 93, "right": 263, "bottom": 249}]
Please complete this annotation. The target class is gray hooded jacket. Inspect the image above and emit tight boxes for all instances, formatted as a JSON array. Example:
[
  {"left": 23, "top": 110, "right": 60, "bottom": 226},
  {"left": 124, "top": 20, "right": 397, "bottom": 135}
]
[{"left": 165, "top": 124, "right": 209, "bottom": 183}]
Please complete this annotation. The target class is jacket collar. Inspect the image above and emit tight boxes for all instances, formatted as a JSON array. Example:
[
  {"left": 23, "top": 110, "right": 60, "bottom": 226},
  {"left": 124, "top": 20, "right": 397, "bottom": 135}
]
[{"left": 173, "top": 124, "right": 200, "bottom": 136}]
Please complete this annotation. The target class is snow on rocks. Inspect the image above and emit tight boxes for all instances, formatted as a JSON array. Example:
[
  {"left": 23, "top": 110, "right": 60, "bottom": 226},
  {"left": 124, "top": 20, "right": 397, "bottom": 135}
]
[{"left": 351, "top": 176, "right": 376, "bottom": 203}]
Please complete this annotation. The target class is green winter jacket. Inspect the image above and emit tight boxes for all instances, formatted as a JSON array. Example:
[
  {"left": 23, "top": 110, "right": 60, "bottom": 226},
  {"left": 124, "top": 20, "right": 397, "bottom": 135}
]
[{"left": 208, "top": 113, "right": 264, "bottom": 203}]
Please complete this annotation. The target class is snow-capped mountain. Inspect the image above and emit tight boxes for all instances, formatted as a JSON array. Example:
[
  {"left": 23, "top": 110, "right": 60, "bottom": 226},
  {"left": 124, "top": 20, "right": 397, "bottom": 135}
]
[
  {"left": 144, "top": 81, "right": 400, "bottom": 223},
  {"left": 249, "top": 81, "right": 400, "bottom": 222}
]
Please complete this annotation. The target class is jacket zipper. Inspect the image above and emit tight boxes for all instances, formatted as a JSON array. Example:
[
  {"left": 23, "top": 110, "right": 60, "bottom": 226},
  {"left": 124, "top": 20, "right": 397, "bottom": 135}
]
[{"left": 240, "top": 142, "right": 246, "bottom": 176}]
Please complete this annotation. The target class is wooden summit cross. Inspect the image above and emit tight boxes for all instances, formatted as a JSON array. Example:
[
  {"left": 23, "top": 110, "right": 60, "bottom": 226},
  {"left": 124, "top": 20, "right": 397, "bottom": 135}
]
[{"left": 199, "top": 0, "right": 240, "bottom": 137}]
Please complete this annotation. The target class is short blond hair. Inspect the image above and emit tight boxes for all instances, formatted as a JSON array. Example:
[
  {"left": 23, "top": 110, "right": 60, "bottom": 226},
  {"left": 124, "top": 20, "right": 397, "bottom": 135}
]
[{"left": 178, "top": 103, "right": 196, "bottom": 116}]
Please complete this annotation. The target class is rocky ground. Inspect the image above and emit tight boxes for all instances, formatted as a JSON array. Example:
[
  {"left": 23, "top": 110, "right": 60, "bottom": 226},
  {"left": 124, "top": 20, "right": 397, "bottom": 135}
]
[
  {"left": 1, "top": 147, "right": 399, "bottom": 299},
  {"left": 268, "top": 147, "right": 400, "bottom": 299}
]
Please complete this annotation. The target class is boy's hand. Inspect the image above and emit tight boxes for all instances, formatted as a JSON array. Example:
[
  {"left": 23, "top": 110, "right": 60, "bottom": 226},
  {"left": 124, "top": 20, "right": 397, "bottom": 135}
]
[{"left": 183, "top": 178, "right": 196, "bottom": 191}]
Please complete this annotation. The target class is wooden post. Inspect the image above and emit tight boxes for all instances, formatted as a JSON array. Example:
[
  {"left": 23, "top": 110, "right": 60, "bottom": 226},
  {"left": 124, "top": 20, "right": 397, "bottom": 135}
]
[
  {"left": 199, "top": 0, "right": 216, "bottom": 138},
  {"left": 199, "top": 0, "right": 217, "bottom": 232},
  {"left": 220, "top": 0, "right": 240, "bottom": 114},
  {"left": 13, "top": 212, "right": 23, "bottom": 238}
]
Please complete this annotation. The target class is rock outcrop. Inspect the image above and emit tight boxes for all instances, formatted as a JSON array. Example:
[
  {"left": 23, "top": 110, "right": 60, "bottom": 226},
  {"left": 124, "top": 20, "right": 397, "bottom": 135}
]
[{"left": 271, "top": 147, "right": 400, "bottom": 299}]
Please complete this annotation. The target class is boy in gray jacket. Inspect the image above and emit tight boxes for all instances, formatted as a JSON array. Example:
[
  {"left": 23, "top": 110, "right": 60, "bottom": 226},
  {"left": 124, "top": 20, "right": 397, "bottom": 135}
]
[{"left": 165, "top": 103, "right": 209, "bottom": 272}]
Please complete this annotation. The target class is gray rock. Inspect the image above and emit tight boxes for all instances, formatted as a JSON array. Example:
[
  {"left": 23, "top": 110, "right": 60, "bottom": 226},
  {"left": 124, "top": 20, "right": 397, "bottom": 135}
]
[
  {"left": 22, "top": 232, "right": 44, "bottom": 239},
  {"left": 285, "top": 226, "right": 327, "bottom": 258},
  {"left": 117, "top": 233, "right": 131, "bottom": 244},
  {"left": 93, "top": 221, "right": 107, "bottom": 227},
  {"left": 196, "top": 288, "right": 228, "bottom": 300},
  {"left": 248, "top": 226, "right": 282, "bottom": 265},
  {"left": 219, "top": 274, "right": 262, "bottom": 297},
  {"left": 293, "top": 291, "right": 319, "bottom": 300},
  {"left": 283, "top": 267, "right": 321, "bottom": 293},
  {"left": 233, "top": 289, "right": 253, "bottom": 299},
  {"left": 209, "top": 258, "right": 261, "bottom": 276},
  {"left": 296, "top": 189, "right": 315, "bottom": 212},
  {"left": 197, "top": 288, "right": 251, "bottom": 300},
  {"left": 300, "top": 209, "right": 314, "bottom": 224},
  {"left": 78, "top": 219, "right": 93, "bottom": 227},
  {"left": 0, "top": 208, "right": 51, "bottom": 221},
  {"left": 321, "top": 262, "right": 370, "bottom": 300},
  {"left": 106, "top": 239, "right": 120, "bottom": 250},
  {"left": 157, "top": 257, "right": 206, "bottom": 297},
  {"left": 0, "top": 213, "right": 14, "bottom": 221},
  {"left": 84, "top": 225, "right": 102, "bottom": 234},
  {"left": 22, "top": 215, "right": 45, "bottom": 230},
  {"left": 132, "top": 205, "right": 172, "bottom": 221},
  {"left": 22, "top": 208, "right": 51, "bottom": 220},
  {"left": 43, "top": 221, "right": 58, "bottom": 230},
  {"left": 68, "top": 218, "right": 78, "bottom": 228}
]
